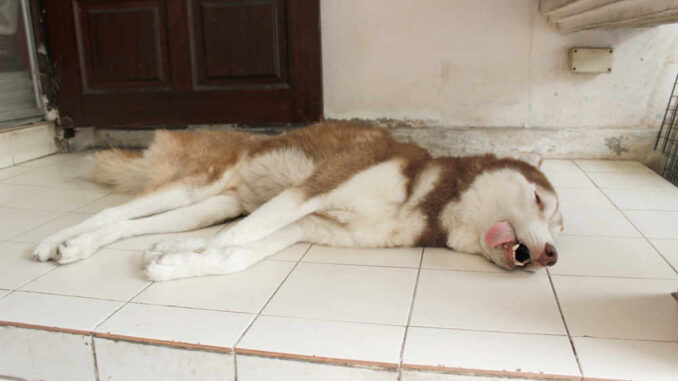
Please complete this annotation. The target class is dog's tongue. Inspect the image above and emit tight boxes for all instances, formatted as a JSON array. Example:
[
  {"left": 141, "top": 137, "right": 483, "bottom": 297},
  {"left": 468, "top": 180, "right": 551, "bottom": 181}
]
[{"left": 485, "top": 221, "right": 516, "bottom": 247}]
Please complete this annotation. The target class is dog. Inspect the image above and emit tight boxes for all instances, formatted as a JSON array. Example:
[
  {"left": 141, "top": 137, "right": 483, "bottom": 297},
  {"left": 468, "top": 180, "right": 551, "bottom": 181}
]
[{"left": 33, "top": 123, "right": 563, "bottom": 281}]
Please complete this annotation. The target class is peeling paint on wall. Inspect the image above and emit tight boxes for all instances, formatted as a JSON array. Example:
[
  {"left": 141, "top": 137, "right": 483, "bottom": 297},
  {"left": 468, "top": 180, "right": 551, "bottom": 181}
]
[{"left": 604, "top": 136, "right": 630, "bottom": 156}]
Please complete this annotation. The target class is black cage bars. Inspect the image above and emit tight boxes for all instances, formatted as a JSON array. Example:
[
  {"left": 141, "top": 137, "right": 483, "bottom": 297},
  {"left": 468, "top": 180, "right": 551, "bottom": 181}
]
[{"left": 655, "top": 73, "right": 678, "bottom": 186}]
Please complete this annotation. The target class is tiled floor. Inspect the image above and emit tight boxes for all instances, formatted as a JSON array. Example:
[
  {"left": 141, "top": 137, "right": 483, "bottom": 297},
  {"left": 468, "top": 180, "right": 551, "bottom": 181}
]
[{"left": 0, "top": 154, "right": 677, "bottom": 381}]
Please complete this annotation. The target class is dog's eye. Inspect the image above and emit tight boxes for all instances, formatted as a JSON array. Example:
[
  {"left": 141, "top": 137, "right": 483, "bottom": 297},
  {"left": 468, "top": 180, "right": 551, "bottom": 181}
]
[{"left": 535, "top": 192, "right": 542, "bottom": 205}]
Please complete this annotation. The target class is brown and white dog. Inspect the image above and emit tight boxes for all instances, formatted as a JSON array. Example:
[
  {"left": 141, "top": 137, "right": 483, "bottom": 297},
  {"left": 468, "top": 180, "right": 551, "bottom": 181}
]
[{"left": 33, "top": 124, "right": 563, "bottom": 280}]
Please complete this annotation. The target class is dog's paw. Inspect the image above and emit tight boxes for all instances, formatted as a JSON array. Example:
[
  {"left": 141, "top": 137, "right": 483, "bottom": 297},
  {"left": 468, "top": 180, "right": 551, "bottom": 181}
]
[
  {"left": 144, "top": 252, "right": 197, "bottom": 281},
  {"left": 33, "top": 241, "right": 60, "bottom": 261},
  {"left": 142, "top": 248, "right": 163, "bottom": 265},
  {"left": 56, "top": 235, "right": 99, "bottom": 264}
]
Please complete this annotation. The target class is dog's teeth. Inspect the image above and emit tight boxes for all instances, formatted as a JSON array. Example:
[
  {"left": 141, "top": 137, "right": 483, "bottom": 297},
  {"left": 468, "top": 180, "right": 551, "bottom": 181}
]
[{"left": 512, "top": 244, "right": 520, "bottom": 252}]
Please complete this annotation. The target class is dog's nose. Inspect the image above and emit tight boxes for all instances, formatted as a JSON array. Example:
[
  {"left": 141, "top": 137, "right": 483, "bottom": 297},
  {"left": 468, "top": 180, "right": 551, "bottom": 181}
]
[{"left": 543, "top": 243, "right": 558, "bottom": 266}]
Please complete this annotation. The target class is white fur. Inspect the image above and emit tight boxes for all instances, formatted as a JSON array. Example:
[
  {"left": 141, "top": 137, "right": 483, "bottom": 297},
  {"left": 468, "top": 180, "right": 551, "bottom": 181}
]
[
  {"left": 56, "top": 195, "right": 242, "bottom": 263},
  {"left": 34, "top": 170, "right": 235, "bottom": 262},
  {"left": 145, "top": 223, "right": 303, "bottom": 281},
  {"left": 298, "top": 160, "right": 427, "bottom": 247}
]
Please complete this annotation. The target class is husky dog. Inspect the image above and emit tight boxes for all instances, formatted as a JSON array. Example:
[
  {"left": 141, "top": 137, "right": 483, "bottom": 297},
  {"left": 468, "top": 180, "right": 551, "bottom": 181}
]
[{"left": 33, "top": 124, "right": 562, "bottom": 280}]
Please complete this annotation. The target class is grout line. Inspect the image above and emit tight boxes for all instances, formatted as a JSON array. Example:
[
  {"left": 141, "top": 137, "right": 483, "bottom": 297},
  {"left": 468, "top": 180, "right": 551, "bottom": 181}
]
[
  {"left": 548, "top": 273, "right": 678, "bottom": 281},
  {"left": 91, "top": 335, "right": 101, "bottom": 381},
  {"left": 7, "top": 262, "right": 62, "bottom": 296},
  {"left": 233, "top": 349, "right": 239, "bottom": 381},
  {"left": 231, "top": 243, "right": 313, "bottom": 353},
  {"left": 546, "top": 268, "right": 584, "bottom": 379},
  {"left": 617, "top": 209, "right": 677, "bottom": 274},
  {"left": 3, "top": 211, "right": 72, "bottom": 242},
  {"left": 396, "top": 247, "right": 424, "bottom": 381},
  {"left": 572, "top": 161, "right": 678, "bottom": 274},
  {"left": 643, "top": 238, "right": 678, "bottom": 274},
  {"left": 297, "top": 259, "right": 423, "bottom": 270},
  {"left": 92, "top": 282, "right": 154, "bottom": 332}
]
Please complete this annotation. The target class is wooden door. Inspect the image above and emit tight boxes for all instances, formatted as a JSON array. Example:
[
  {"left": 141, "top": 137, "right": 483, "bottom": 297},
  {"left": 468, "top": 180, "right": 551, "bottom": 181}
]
[{"left": 44, "top": 0, "right": 322, "bottom": 127}]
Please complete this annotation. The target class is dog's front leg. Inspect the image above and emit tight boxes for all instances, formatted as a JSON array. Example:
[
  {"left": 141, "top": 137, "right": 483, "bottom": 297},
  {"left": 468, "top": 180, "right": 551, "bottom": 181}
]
[
  {"left": 33, "top": 184, "right": 225, "bottom": 261},
  {"left": 55, "top": 195, "right": 243, "bottom": 264},
  {"left": 144, "top": 223, "right": 304, "bottom": 281},
  {"left": 207, "top": 187, "right": 321, "bottom": 248}
]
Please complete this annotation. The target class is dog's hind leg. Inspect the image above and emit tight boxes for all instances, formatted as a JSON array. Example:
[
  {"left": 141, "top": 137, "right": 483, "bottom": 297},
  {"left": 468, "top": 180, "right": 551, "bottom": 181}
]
[
  {"left": 207, "top": 187, "right": 322, "bottom": 248},
  {"left": 145, "top": 222, "right": 304, "bottom": 281},
  {"left": 54, "top": 194, "right": 243, "bottom": 264},
  {"left": 33, "top": 179, "right": 230, "bottom": 261}
]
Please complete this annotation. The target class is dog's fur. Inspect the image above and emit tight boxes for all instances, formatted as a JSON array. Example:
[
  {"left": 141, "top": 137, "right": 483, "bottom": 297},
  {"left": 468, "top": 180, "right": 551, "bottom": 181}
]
[{"left": 33, "top": 124, "right": 563, "bottom": 280}]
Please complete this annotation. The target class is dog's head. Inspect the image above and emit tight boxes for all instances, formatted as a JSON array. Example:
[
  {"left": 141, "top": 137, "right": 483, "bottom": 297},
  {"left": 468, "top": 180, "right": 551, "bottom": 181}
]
[{"left": 455, "top": 156, "right": 563, "bottom": 271}]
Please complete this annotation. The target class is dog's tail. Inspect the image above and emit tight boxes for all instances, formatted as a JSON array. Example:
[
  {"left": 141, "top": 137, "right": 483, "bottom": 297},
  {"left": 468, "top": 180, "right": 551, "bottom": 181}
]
[{"left": 91, "top": 149, "right": 148, "bottom": 194}]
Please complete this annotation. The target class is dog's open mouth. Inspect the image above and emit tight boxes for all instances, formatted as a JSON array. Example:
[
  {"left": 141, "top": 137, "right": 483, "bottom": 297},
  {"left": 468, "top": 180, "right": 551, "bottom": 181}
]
[
  {"left": 485, "top": 221, "right": 532, "bottom": 268},
  {"left": 510, "top": 242, "right": 531, "bottom": 266}
]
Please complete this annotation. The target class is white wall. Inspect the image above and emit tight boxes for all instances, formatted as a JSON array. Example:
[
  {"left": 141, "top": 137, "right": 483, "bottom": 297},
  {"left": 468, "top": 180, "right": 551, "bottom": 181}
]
[{"left": 321, "top": 0, "right": 678, "bottom": 131}]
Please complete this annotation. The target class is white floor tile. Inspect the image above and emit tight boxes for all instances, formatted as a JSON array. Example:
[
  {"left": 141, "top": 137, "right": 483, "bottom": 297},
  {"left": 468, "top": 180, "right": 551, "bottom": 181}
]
[
  {"left": 625, "top": 210, "right": 678, "bottom": 239},
  {"left": 574, "top": 337, "right": 678, "bottom": 381},
  {"left": 75, "top": 193, "right": 134, "bottom": 213},
  {"left": 96, "top": 303, "right": 253, "bottom": 348},
  {"left": 544, "top": 170, "right": 596, "bottom": 189},
  {"left": 239, "top": 315, "right": 404, "bottom": 364},
  {"left": 5, "top": 186, "right": 108, "bottom": 212},
  {"left": 237, "top": 355, "right": 397, "bottom": 381},
  {"left": 402, "top": 327, "right": 580, "bottom": 378},
  {"left": 0, "top": 165, "right": 33, "bottom": 181},
  {"left": 3, "top": 162, "right": 90, "bottom": 187},
  {"left": 0, "top": 327, "right": 96, "bottom": 381},
  {"left": 22, "top": 249, "right": 150, "bottom": 301},
  {"left": 540, "top": 159, "right": 579, "bottom": 172},
  {"left": 552, "top": 276, "right": 678, "bottom": 341},
  {"left": 268, "top": 243, "right": 311, "bottom": 262},
  {"left": 263, "top": 262, "right": 417, "bottom": 325},
  {"left": 0, "top": 208, "right": 61, "bottom": 240},
  {"left": 588, "top": 172, "right": 675, "bottom": 189},
  {"left": 650, "top": 239, "right": 678, "bottom": 270},
  {"left": 302, "top": 245, "right": 422, "bottom": 268},
  {"left": 106, "top": 224, "right": 224, "bottom": 251},
  {"left": 94, "top": 338, "right": 235, "bottom": 381},
  {"left": 556, "top": 188, "right": 615, "bottom": 209},
  {"left": 604, "top": 188, "right": 678, "bottom": 211},
  {"left": 19, "top": 153, "right": 81, "bottom": 168},
  {"left": 0, "top": 291, "right": 122, "bottom": 331},
  {"left": 0, "top": 289, "right": 9, "bottom": 298},
  {"left": 551, "top": 236, "right": 676, "bottom": 279},
  {"left": 411, "top": 270, "right": 564, "bottom": 334},
  {"left": 421, "top": 247, "right": 502, "bottom": 273},
  {"left": 0, "top": 241, "right": 56, "bottom": 289},
  {"left": 10, "top": 212, "right": 93, "bottom": 243},
  {"left": 133, "top": 260, "right": 295, "bottom": 313},
  {"left": 0, "top": 184, "right": 43, "bottom": 205},
  {"left": 575, "top": 159, "right": 651, "bottom": 174},
  {"left": 560, "top": 207, "right": 640, "bottom": 237},
  {"left": 0, "top": 132, "right": 12, "bottom": 168}
]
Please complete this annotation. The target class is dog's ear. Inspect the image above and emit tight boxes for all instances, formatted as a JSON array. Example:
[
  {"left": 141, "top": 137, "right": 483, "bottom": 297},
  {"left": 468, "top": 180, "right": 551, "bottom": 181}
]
[{"left": 516, "top": 153, "right": 543, "bottom": 169}]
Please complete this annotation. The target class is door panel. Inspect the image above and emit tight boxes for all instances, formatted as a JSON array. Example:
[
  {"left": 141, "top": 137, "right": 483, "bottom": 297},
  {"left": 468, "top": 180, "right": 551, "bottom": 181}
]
[
  {"left": 45, "top": 0, "right": 321, "bottom": 127},
  {"left": 75, "top": 0, "right": 170, "bottom": 92},
  {"left": 190, "top": 0, "right": 288, "bottom": 89}
]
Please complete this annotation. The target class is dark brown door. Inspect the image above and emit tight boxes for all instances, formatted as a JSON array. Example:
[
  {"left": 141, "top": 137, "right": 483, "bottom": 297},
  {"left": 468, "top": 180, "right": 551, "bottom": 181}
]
[{"left": 45, "top": 0, "right": 322, "bottom": 127}]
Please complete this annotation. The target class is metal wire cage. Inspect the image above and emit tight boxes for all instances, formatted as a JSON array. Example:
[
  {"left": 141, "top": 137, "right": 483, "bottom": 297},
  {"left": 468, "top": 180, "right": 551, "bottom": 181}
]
[{"left": 655, "top": 73, "right": 678, "bottom": 186}]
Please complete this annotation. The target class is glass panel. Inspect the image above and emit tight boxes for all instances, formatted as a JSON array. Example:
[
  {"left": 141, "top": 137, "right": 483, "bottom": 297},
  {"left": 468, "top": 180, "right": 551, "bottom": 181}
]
[{"left": 0, "top": 0, "right": 42, "bottom": 128}]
